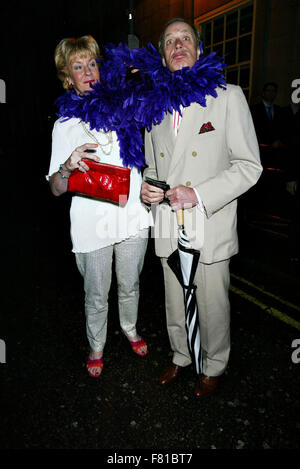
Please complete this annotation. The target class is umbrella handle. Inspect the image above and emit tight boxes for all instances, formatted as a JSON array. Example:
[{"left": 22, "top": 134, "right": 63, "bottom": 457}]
[{"left": 176, "top": 209, "right": 184, "bottom": 226}]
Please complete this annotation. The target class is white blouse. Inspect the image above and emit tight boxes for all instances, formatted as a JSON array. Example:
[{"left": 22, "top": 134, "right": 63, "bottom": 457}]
[{"left": 48, "top": 117, "right": 153, "bottom": 253}]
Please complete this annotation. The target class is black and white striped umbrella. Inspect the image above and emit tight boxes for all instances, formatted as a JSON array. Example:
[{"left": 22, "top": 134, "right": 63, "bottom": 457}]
[{"left": 167, "top": 210, "right": 202, "bottom": 375}]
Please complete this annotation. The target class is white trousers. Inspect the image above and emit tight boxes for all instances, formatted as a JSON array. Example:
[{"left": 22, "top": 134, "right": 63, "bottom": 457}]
[
  {"left": 75, "top": 230, "right": 148, "bottom": 352},
  {"left": 161, "top": 258, "right": 231, "bottom": 376}
]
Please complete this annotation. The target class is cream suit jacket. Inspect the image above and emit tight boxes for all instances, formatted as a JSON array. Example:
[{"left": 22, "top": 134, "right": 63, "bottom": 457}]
[{"left": 144, "top": 84, "right": 262, "bottom": 264}]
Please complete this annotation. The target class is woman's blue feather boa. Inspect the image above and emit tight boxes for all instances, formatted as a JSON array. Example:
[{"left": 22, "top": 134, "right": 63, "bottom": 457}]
[{"left": 55, "top": 43, "right": 226, "bottom": 171}]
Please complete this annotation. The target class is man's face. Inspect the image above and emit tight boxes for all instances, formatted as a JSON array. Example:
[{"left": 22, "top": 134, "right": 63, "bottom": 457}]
[
  {"left": 162, "top": 21, "right": 200, "bottom": 72},
  {"left": 262, "top": 85, "right": 277, "bottom": 104}
]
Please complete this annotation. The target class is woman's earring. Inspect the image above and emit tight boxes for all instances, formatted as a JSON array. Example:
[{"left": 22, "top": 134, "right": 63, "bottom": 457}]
[{"left": 68, "top": 83, "right": 73, "bottom": 90}]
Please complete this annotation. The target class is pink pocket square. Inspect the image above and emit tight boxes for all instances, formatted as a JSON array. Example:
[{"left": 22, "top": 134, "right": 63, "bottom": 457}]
[{"left": 199, "top": 122, "right": 215, "bottom": 134}]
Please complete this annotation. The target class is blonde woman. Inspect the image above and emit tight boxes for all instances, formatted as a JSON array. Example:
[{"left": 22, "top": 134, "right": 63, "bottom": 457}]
[{"left": 48, "top": 36, "right": 152, "bottom": 378}]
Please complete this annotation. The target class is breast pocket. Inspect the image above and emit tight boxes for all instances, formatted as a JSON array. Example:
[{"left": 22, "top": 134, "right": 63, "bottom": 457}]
[{"left": 198, "top": 129, "right": 217, "bottom": 140}]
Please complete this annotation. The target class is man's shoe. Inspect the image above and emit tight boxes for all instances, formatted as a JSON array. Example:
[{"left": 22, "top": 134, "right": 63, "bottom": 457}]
[
  {"left": 159, "top": 363, "right": 182, "bottom": 385},
  {"left": 194, "top": 374, "right": 219, "bottom": 398}
]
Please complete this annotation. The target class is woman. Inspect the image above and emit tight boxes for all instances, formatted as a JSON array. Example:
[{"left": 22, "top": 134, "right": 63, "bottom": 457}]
[{"left": 48, "top": 35, "right": 152, "bottom": 378}]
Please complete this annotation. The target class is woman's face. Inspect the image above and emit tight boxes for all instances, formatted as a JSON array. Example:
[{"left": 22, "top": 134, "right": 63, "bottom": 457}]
[{"left": 67, "top": 52, "right": 100, "bottom": 94}]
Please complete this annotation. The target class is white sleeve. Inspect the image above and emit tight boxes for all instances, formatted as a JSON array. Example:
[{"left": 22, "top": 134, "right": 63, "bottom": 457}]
[{"left": 46, "top": 119, "right": 72, "bottom": 180}]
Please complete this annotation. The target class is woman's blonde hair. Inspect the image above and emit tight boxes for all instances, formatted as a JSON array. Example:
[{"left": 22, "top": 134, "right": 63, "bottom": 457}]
[{"left": 54, "top": 35, "right": 102, "bottom": 90}]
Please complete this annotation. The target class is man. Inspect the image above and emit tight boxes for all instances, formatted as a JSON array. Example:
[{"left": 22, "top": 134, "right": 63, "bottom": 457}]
[
  {"left": 251, "top": 82, "right": 285, "bottom": 169},
  {"left": 141, "top": 18, "right": 262, "bottom": 398},
  {"left": 251, "top": 82, "right": 282, "bottom": 143}
]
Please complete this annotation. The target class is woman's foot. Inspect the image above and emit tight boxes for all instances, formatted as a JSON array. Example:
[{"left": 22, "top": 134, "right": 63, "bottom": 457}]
[
  {"left": 128, "top": 335, "right": 148, "bottom": 357},
  {"left": 86, "top": 350, "right": 103, "bottom": 378}
]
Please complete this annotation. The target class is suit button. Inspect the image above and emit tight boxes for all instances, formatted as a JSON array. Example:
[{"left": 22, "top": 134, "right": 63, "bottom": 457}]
[
  {"left": 192, "top": 151, "right": 197, "bottom": 157},
  {"left": 186, "top": 181, "right": 191, "bottom": 187},
  {"left": 160, "top": 152, "right": 164, "bottom": 157}
]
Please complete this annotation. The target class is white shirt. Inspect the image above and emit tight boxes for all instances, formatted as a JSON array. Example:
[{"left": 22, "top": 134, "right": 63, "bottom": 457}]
[
  {"left": 48, "top": 118, "right": 153, "bottom": 253},
  {"left": 263, "top": 100, "right": 274, "bottom": 119}
]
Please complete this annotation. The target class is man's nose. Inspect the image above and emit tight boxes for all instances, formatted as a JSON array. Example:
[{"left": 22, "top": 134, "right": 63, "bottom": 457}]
[{"left": 175, "top": 38, "right": 183, "bottom": 48}]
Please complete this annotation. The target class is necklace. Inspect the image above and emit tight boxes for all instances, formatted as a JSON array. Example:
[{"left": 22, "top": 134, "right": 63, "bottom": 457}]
[{"left": 80, "top": 121, "right": 113, "bottom": 155}]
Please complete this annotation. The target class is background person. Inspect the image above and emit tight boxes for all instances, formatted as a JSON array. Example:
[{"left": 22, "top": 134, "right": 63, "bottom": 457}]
[{"left": 251, "top": 82, "right": 286, "bottom": 169}]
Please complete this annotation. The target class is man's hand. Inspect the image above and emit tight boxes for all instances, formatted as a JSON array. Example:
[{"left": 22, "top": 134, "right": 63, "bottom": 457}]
[
  {"left": 166, "top": 185, "right": 198, "bottom": 211},
  {"left": 141, "top": 182, "right": 164, "bottom": 204}
]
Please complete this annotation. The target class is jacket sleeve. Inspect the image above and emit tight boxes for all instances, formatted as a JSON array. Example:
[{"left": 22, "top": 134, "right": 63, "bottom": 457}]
[{"left": 143, "top": 128, "right": 159, "bottom": 181}]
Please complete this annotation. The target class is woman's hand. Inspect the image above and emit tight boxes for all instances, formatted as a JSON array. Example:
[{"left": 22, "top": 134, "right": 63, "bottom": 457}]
[
  {"left": 63, "top": 143, "right": 100, "bottom": 173},
  {"left": 49, "top": 143, "right": 99, "bottom": 196}
]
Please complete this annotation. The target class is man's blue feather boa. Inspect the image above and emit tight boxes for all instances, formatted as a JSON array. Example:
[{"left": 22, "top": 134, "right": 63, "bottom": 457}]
[{"left": 55, "top": 43, "right": 226, "bottom": 171}]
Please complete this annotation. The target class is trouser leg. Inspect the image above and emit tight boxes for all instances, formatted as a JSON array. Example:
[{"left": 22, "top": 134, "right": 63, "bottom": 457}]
[
  {"left": 194, "top": 260, "right": 231, "bottom": 377},
  {"left": 161, "top": 258, "right": 192, "bottom": 367},
  {"left": 161, "top": 257, "right": 231, "bottom": 373},
  {"left": 75, "top": 246, "right": 113, "bottom": 352},
  {"left": 114, "top": 230, "right": 148, "bottom": 338}
]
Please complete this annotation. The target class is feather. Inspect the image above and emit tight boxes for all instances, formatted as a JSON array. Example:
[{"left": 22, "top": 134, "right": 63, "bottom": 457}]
[{"left": 55, "top": 42, "right": 226, "bottom": 171}]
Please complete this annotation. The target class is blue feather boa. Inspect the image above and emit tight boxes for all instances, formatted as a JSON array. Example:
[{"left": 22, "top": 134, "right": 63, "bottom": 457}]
[{"left": 55, "top": 43, "right": 226, "bottom": 170}]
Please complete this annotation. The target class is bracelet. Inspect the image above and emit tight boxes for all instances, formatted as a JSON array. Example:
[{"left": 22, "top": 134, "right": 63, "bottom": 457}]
[{"left": 58, "top": 164, "right": 70, "bottom": 179}]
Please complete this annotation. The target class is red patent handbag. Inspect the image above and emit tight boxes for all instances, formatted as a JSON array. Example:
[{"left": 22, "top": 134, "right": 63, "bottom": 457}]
[{"left": 68, "top": 159, "right": 131, "bottom": 206}]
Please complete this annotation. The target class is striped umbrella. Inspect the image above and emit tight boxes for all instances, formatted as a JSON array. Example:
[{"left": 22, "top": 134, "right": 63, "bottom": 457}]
[{"left": 167, "top": 209, "right": 202, "bottom": 375}]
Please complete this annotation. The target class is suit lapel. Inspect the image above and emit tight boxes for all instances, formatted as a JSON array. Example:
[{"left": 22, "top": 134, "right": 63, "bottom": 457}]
[
  {"left": 155, "top": 95, "right": 215, "bottom": 179},
  {"left": 155, "top": 110, "right": 175, "bottom": 142}
]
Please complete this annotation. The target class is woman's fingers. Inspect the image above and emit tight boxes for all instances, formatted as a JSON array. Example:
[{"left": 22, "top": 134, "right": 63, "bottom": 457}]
[
  {"left": 65, "top": 143, "right": 100, "bottom": 171},
  {"left": 77, "top": 159, "right": 90, "bottom": 172},
  {"left": 76, "top": 143, "right": 98, "bottom": 152}
]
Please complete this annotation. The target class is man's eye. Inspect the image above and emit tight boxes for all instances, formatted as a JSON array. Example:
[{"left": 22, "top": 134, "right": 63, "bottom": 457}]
[
  {"left": 183, "top": 36, "right": 190, "bottom": 41},
  {"left": 166, "top": 39, "right": 173, "bottom": 45}
]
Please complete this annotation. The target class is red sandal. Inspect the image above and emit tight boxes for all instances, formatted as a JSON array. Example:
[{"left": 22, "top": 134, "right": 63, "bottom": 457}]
[
  {"left": 129, "top": 337, "right": 148, "bottom": 357},
  {"left": 86, "top": 356, "right": 103, "bottom": 378}
]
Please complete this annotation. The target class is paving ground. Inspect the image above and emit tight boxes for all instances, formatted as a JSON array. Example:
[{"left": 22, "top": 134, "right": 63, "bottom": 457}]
[{"left": 0, "top": 158, "right": 299, "bottom": 454}]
